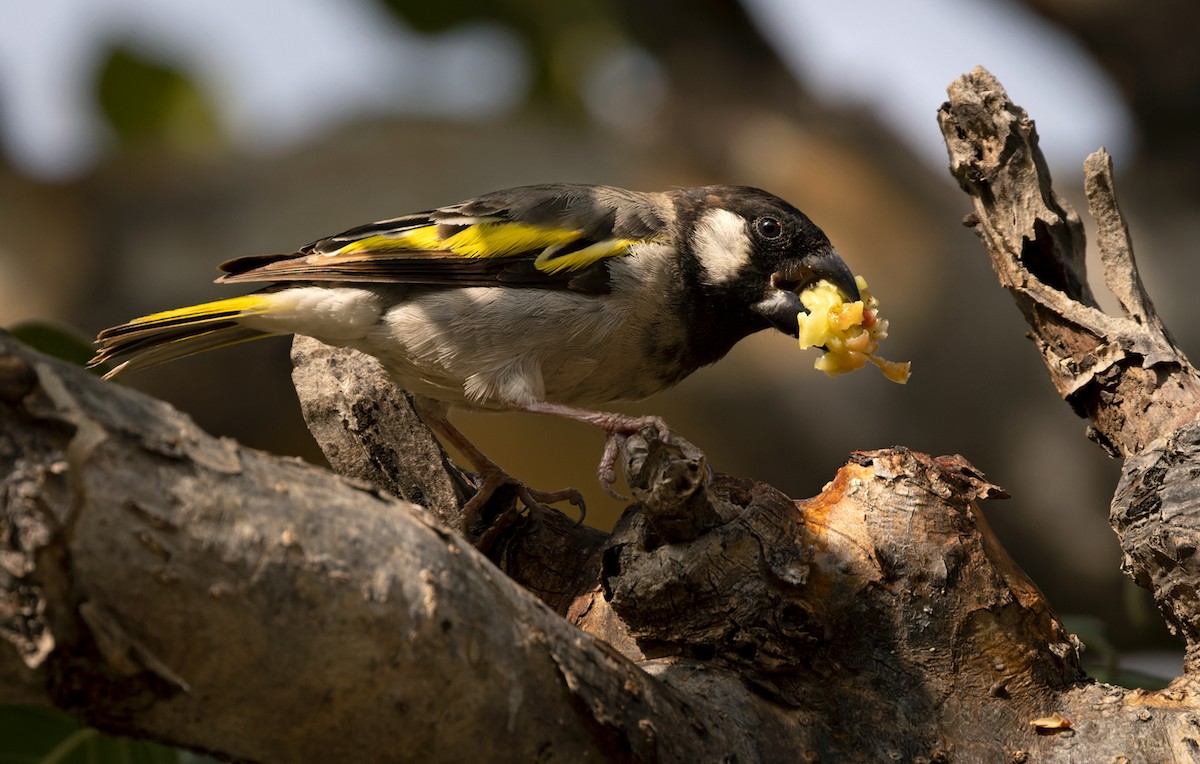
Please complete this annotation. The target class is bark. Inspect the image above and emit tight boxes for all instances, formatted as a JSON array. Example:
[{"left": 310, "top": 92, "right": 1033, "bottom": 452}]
[
  {"left": 3, "top": 66, "right": 1200, "bottom": 762},
  {"left": 0, "top": 334, "right": 763, "bottom": 761},
  {"left": 937, "top": 66, "right": 1200, "bottom": 760}
]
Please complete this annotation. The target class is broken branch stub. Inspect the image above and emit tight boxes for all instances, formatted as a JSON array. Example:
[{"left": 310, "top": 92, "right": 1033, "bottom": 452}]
[
  {"left": 938, "top": 66, "right": 1200, "bottom": 458},
  {"left": 941, "top": 67, "right": 1200, "bottom": 673}
]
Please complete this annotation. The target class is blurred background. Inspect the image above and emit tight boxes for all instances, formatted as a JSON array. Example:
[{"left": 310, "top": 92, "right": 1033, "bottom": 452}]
[{"left": 2, "top": 0, "right": 1197, "bottom": 675}]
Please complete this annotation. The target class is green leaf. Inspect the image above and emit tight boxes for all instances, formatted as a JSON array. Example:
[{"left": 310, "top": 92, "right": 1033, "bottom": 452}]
[
  {"left": 8, "top": 321, "right": 98, "bottom": 370},
  {"left": 94, "top": 45, "right": 220, "bottom": 150},
  {"left": 0, "top": 706, "right": 215, "bottom": 764}
]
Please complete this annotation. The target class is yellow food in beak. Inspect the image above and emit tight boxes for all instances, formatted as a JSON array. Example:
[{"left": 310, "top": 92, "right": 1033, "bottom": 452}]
[{"left": 796, "top": 275, "right": 910, "bottom": 384}]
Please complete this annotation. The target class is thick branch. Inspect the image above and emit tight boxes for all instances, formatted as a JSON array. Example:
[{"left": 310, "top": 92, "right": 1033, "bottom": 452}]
[
  {"left": 0, "top": 332, "right": 761, "bottom": 762},
  {"left": 10, "top": 323, "right": 1200, "bottom": 758},
  {"left": 287, "top": 337, "right": 616, "bottom": 620}
]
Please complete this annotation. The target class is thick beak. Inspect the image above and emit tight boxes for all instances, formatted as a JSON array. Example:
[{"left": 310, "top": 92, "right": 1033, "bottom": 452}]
[
  {"left": 774, "top": 247, "right": 859, "bottom": 303},
  {"left": 751, "top": 247, "right": 860, "bottom": 338}
]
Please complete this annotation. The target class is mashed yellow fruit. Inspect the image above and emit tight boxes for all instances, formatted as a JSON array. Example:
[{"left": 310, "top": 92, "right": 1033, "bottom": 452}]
[{"left": 796, "top": 276, "right": 910, "bottom": 383}]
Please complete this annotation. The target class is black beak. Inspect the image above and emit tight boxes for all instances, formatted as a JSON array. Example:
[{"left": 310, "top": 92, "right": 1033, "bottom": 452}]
[
  {"left": 772, "top": 247, "right": 860, "bottom": 303},
  {"left": 751, "top": 246, "right": 860, "bottom": 338}
]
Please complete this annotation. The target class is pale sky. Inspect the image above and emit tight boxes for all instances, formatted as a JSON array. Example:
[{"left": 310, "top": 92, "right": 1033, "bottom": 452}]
[
  {"left": 0, "top": 0, "right": 1132, "bottom": 179},
  {"left": 746, "top": 0, "right": 1132, "bottom": 168}
]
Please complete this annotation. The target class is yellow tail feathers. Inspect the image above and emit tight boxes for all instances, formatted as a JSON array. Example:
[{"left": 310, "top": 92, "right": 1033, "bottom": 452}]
[{"left": 91, "top": 295, "right": 274, "bottom": 378}]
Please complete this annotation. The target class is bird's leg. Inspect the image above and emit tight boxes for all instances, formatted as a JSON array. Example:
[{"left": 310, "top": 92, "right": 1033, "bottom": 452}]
[
  {"left": 515, "top": 401, "right": 671, "bottom": 500},
  {"left": 413, "top": 398, "right": 586, "bottom": 539}
]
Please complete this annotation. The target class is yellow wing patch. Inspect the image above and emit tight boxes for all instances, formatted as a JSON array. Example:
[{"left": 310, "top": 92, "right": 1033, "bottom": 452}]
[
  {"left": 333, "top": 223, "right": 585, "bottom": 260},
  {"left": 443, "top": 223, "right": 583, "bottom": 258},
  {"left": 328, "top": 221, "right": 645, "bottom": 275},
  {"left": 534, "top": 239, "right": 634, "bottom": 274}
]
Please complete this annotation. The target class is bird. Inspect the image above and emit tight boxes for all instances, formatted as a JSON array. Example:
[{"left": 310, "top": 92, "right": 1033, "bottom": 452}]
[{"left": 92, "top": 183, "right": 861, "bottom": 533}]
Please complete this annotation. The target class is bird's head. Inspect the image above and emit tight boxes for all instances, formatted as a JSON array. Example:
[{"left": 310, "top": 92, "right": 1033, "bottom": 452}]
[{"left": 679, "top": 186, "right": 860, "bottom": 340}]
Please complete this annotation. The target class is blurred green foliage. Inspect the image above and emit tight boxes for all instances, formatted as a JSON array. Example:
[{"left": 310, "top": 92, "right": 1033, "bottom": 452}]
[
  {"left": 95, "top": 46, "right": 221, "bottom": 151},
  {"left": 375, "top": 0, "right": 627, "bottom": 111},
  {"left": 8, "top": 321, "right": 100, "bottom": 371},
  {"left": 1061, "top": 615, "right": 1171, "bottom": 690},
  {"left": 0, "top": 706, "right": 216, "bottom": 764}
]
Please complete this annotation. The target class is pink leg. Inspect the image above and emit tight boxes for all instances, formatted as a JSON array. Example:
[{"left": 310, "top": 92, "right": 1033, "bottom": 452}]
[
  {"left": 515, "top": 400, "right": 670, "bottom": 500},
  {"left": 413, "top": 397, "right": 585, "bottom": 538}
]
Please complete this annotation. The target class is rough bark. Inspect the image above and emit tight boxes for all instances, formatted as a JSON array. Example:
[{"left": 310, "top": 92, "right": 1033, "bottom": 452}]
[
  {"left": 3, "top": 66, "right": 1200, "bottom": 762},
  {"left": 288, "top": 335, "right": 616, "bottom": 622},
  {"left": 937, "top": 66, "right": 1200, "bottom": 760},
  {"left": 939, "top": 69, "right": 1200, "bottom": 456},
  {"left": 288, "top": 335, "right": 470, "bottom": 527},
  {"left": 0, "top": 333, "right": 768, "bottom": 761}
]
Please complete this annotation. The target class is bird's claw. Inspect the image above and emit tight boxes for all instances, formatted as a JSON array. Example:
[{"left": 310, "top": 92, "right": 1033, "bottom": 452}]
[
  {"left": 462, "top": 469, "right": 587, "bottom": 551},
  {"left": 519, "top": 484, "right": 587, "bottom": 526},
  {"left": 596, "top": 415, "right": 673, "bottom": 501},
  {"left": 598, "top": 436, "right": 628, "bottom": 500}
]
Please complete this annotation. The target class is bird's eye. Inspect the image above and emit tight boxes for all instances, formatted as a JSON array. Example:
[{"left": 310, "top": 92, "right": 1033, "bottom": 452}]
[{"left": 755, "top": 216, "right": 783, "bottom": 239}]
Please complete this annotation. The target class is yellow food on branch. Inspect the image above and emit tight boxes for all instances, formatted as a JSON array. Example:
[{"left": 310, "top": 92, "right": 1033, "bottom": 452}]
[{"left": 796, "top": 276, "right": 911, "bottom": 383}]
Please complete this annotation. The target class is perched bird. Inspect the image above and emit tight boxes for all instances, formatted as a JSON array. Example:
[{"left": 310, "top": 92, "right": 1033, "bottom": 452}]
[{"left": 93, "top": 184, "right": 860, "bottom": 530}]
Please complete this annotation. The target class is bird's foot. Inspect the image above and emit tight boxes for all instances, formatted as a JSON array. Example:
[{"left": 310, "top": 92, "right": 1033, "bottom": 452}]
[
  {"left": 462, "top": 466, "right": 587, "bottom": 551},
  {"left": 592, "top": 414, "right": 670, "bottom": 500},
  {"left": 509, "top": 400, "right": 675, "bottom": 503}
]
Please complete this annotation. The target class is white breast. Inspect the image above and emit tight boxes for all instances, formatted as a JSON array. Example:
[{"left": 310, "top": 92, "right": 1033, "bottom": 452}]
[
  {"left": 362, "top": 243, "right": 684, "bottom": 411},
  {"left": 237, "top": 246, "right": 685, "bottom": 412}
]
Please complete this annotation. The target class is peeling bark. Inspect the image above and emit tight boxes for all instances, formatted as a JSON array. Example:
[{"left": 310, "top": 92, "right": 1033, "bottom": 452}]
[
  {"left": 938, "top": 66, "right": 1200, "bottom": 760},
  {"left": 939, "top": 68, "right": 1200, "bottom": 453}
]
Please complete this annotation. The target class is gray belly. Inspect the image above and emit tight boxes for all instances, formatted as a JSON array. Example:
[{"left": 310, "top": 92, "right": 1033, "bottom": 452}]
[{"left": 356, "top": 285, "right": 688, "bottom": 411}]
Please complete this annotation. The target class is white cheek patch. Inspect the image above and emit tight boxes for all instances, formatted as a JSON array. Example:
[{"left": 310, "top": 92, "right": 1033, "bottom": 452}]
[{"left": 692, "top": 208, "right": 752, "bottom": 285}]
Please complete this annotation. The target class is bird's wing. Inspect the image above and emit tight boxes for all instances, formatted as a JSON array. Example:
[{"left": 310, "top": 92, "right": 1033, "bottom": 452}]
[{"left": 216, "top": 184, "right": 670, "bottom": 295}]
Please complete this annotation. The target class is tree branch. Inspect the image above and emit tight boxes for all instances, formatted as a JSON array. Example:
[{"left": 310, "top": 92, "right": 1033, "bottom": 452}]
[
  {"left": 0, "top": 332, "right": 767, "bottom": 761},
  {"left": 287, "top": 337, "right": 618, "bottom": 622},
  {"left": 938, "top": 66, "right": 1200, "bottom": 457},
  {"left": 939, "top": 67, "right": 1200, "bottom": 710},
  {"left": 289, "top": 335, "right": 469, "bottom": 527},
  {"left": 0, "top": 325, "right": 1092, "bottom": 761}
]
